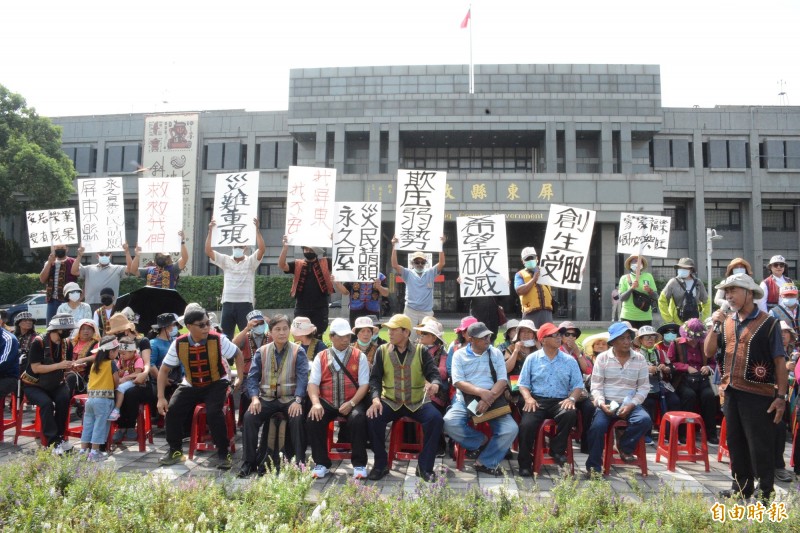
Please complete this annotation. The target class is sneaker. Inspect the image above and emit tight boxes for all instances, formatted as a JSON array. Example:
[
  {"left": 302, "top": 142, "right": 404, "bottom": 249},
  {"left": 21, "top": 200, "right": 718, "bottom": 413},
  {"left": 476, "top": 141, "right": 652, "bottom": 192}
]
[
  {"left": 367, "top": 465, "right": 390, "bottom": 481},
  {"left": 209, "top": 452, "right": 233, "bottom": 470},
  {"left": 353, "top": 466, "right": 368, "bottom": 480},
  {"left": 87, "top": 451, "right": 105, "bottom": 463},
  {"left": 415, "top": 465, "right": 436, "bottom": 483},
  {"left": 107, "top": 408, "right": 120, "bottom": 421},
  {"left": 159, "top": 449, "right": 186, "bottom": 466},
  {"left": 125, "top": 428, "right": 138, "bottom": 440},
  {"left": 51, "top": 440, "right": 73, "bottom": 456},
  {"left": 311, "top": 465, "right": 330, "bottom": 479},
  {"left": 644, "top": 435, "right": 654, "bottom": 446},
  {"left": 775, "top": 468, "right": 794, "bottom": 483}
]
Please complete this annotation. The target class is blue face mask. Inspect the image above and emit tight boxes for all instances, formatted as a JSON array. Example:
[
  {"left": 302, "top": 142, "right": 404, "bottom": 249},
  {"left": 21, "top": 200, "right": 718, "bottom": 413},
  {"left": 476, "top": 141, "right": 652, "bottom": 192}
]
[
  {"left": 782, "top": 298, "right": 797, "bottom": 308},
  {"left": 253, "top": 324, "right": 267, "bottom": 336},
  {"left": 357, "top": 339, "right": 370, "bottom": 347},
  {"left": 371, "top": 333, "right": 380, "bottom": 341},
  {"left": 663, "top": 332, "right": 677, "bottom": 343},
  {"left": 525, "top": 259, "right": 537, "bottom": 270},
  {"left": 677, "top": 268, "right": 690, "bottom": 279},
  {"left": 169, "top": 326, "right": 179, "bottom": 338}
]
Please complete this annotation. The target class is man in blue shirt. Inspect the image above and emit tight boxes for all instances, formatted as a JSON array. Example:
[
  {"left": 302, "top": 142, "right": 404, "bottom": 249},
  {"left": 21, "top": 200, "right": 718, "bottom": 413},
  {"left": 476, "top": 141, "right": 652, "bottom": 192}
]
[
  {"left": 443, "top": 322, "right": 518, "bottom": 476},
  {"left": 516, "top": 322, "right": 584, "bottom": 477},
  {"left": 391, "top": 235, "right": 446, "bottom": 341}
]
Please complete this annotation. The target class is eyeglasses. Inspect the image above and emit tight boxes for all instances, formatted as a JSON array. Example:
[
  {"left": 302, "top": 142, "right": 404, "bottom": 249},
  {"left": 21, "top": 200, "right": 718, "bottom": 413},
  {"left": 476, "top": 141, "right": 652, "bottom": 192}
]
[
  {"left": 191, "top": 321, "right": 211, "bottom": 328},
  {"left": 413, "top": 261, "right": 426, "bottom": 266},
  {"left": 563, "top": 332, "right": 578, "bottom": 338},
  {"left": 98, "top": 253, "right": 110, "bottom": 257}
]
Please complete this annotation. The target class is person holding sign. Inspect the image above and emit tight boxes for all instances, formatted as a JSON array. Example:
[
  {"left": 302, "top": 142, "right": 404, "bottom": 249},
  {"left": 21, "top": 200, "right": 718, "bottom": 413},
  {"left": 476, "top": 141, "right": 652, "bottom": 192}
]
[
  {"left": 333, "top": 275, "right": 389, "bottom": 325},
  {"left": 205, "top": 217, "right": 265, "bottom": 339},
  {"left": 514, "top": 247, "right": 554, "bottom": 328},
  {"left": 391, "top": 235, "right": 446, "bottom": 339},
  {"left": 39, "top": 245, "right": 79, "bottom": 324},
  {"left": 617, "top": 255, "right": 658, "bottom": 328},
  {"left": 71, "top": 245, "right": 133, "bottom": 311},
  {"left": 278, "top": 237, "right": 334, "bottom": 337},
  {"left": 129, "top": 232, "right": 189, "bottom": 289}
]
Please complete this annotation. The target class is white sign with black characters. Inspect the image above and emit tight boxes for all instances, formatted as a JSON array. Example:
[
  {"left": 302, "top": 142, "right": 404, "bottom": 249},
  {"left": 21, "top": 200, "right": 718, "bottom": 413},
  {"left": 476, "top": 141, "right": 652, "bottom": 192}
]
[
  {"left": 395, "top": 169, "right": 447, "bottom": 252},
  {"left": 456, "top": 214, "right": 510, "bottom": 297},
  {"left": 78, "top": 177, "right": 126, "bottom": 253},
  {"left": 211, "top": 171, "right": 260, "bottom": 247},
  {"left": 617, "top": 212, "right": 671, "bottom": 258},
  {"left": 25, "top": 208, "right": 79, "bottom": 249},
  {"left": 331, "top": 202, "right": 382, "bottom": 282},
  {"left": 538, "top": 204, "right": 596, "bottom": 290}
]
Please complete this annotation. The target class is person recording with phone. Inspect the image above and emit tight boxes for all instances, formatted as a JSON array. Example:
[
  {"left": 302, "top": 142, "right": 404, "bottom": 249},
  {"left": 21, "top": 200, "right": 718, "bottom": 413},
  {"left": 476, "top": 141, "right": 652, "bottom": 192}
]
[{"left": 514, "top": 246, "right": 554, "bottom": 328}]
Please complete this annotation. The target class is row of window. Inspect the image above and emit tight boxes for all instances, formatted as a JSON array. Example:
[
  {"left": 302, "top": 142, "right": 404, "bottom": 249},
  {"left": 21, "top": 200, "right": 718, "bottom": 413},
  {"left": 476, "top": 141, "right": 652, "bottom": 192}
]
[
  {"left": 662, "top": 202, "right": 796, "bottom": 232},
  {"left": 652, "top": 139, "right": 800, "bottom": 170}
]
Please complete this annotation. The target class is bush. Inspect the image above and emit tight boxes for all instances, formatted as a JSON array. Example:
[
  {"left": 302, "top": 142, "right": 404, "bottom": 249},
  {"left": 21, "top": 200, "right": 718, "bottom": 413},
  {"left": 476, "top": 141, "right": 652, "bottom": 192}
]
[{"left": 0, "top": 272, "right": 45, "bottom": 303}]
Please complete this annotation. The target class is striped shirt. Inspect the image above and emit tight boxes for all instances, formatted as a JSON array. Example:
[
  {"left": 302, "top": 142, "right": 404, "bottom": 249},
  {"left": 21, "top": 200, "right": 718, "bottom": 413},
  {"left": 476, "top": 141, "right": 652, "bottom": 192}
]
[{"left": 590, "top": 348, "right": 650, "bottom": 406}]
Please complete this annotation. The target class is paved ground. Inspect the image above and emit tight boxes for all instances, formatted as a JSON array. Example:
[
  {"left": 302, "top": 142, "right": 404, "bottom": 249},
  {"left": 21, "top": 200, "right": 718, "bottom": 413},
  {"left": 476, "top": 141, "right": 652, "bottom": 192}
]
[{"left": 1, "top": 405, "right": 796, "bottom": 503}]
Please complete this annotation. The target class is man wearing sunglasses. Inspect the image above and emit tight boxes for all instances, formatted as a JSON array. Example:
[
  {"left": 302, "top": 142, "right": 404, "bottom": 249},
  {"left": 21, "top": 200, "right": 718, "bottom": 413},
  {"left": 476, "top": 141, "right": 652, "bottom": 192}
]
[
  {"left": 72, "top": 244, "right": 134, "bottom": 312},
  {"left": 157, "top": 306, "right": 243, "bottom": 469},
  {"left": 759, "top": 255, "right": 793, "bottom": 313},
  {"left": 514, "top": 246, "right": 554, "bottom": 328}
]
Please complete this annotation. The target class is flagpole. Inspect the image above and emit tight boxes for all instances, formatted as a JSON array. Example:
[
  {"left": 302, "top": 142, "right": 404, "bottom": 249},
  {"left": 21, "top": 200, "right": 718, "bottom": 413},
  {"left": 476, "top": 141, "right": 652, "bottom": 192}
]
[{"left": 469, "top": 4, "right": 474, "bottom": 94}]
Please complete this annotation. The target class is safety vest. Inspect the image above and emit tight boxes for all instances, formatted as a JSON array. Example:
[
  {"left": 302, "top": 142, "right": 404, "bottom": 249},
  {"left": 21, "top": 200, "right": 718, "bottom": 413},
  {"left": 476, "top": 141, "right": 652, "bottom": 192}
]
[
  {"left": 517, "top": 269, "right": 553, "bottom": 314},
  {"left": 720, "top": 312, "right": 778, "bottom": 398},
  {"left": 176, "top": 332, "right": 226, "bottom": 388},
  {"left": 380, "top": 344, "right": 427, "bottom": 411},
  {"left": 318, "top": 347, "right": 361, "bottom": 407},
  {"left": 259, "top": 342, "right": 300, "bottom": 402}
]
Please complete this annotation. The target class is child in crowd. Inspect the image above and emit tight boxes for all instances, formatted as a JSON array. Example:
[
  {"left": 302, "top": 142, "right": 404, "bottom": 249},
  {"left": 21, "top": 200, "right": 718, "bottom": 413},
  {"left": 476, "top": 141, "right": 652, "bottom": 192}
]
[
  {"left": 107, "top": 336, "right": 145, "bottom": 421},
  {"left": 80, "top": 335, "right": 120, "bottom": 461}
]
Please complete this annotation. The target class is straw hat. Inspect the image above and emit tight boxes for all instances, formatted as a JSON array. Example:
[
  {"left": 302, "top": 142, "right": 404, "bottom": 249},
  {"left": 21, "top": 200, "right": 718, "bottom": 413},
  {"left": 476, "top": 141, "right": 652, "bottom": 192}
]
[
  {"left": 624, "top": 255, "right": 648, "bottom": 270},
  {"left": 107, "top": 313, "right": 136, "bottom": 335}
]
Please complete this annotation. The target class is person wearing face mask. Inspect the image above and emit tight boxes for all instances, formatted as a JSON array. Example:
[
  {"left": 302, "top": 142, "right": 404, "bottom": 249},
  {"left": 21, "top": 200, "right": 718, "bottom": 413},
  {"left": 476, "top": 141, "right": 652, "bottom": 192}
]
[
  {"left": 617, "top": 255, "right": 658, "bottom": 328},
  {"left": 278, "top": 236, "right": 334, "bottom": 337},
  {"left": 514, "top": 246, "right": 554, "bottom": 328},
  {"left": 390, "top": 235, "right": 447, "bottom": 342},
  {"left": 205, "top": 217, "right": 266, "bottom": 339},
  {"left": 351, "top": 316, "right": 385, "bottom": 368},
  {"left": 413, "top": 319, "right": 450, "bottom": 412},
  {"left": 71, "top": 244, "right": 132, "bottom": 312},
  {"left": 770, "top": 284, "right": 800, "bottom": 345},
  {"left": 231, "top": 309, "right": 272, "bottom": 419},
  {"left": 56, "top": 282, "right": 93, "bottom": 322},
  {"left": 635, "top": 326, "right": 680, "bottom": 445},
  {"left": 39, "top": 244, "right": 79, "bottom": 324},
  {"left": 93, "top": 287, "right": 116, "bottom": 335},
  {"left": 714, "top": 258, "right": 753, "bottom": 311},
  {"left": 148, "top": 313, "right": 183, "bottom": 402},
  {"left": 759, "top": 255, "right": 793, "bottom": 313},
  {"left": 658, "top": 257, "right": 709, "bottom": 326},
  {"left": 129, "top": 231, "right": 189, "bottom": 289}
]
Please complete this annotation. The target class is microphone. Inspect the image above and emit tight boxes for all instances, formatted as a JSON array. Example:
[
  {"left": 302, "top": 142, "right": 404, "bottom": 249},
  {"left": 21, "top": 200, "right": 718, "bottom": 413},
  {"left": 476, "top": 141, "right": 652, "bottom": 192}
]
[{"left": 713, "top": 321, "right": 722, "bottom": 334}]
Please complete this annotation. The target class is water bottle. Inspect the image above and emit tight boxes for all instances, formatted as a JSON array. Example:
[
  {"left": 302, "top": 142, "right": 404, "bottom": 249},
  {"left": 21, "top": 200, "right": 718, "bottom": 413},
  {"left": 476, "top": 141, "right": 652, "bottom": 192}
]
[{"left": 618, "top": 391, "right": 635, "bottom": 414}]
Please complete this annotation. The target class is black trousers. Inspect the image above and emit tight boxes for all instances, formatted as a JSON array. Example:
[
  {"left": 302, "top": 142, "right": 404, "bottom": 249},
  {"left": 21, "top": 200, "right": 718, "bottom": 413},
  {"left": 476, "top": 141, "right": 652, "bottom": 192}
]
[
  {"left": 676, "top": 378, "right": 718, "bottom": 439},
  {"left": 23, "top": 384, "right": 70, "bottom": 445},
  {"left": 294, "top": 306, "right": 329, "bottom": 338},
  {"left": 306, "top": 400, "right": 368, "bottom": 468},
  {"left": 576, "top": 397, "right": 596, "bottom": 453},
  {"left": 165, "top": 380, "right": 229, "bottom": 455},
  {"left": 517, "top": 397, "right": 577, "bottom": 470},
  {"left": 242, "top": 398, "right": 305, "bottom": 465},
  {"left": 118, "top": 383, "right": 155, "bottom": 429},
  {"left": 723, "top": 388, "right": 777, "bottom": 498}
]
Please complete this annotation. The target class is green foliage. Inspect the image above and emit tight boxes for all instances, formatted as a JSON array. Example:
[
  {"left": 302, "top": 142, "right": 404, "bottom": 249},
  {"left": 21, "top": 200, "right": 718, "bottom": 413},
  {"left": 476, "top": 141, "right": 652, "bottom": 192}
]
[
  {"left": 0, "top": 85, "right": 76, "bottom": 215},
  {"left": 0, "top": 272, "right": 44, "bottom": 303}
]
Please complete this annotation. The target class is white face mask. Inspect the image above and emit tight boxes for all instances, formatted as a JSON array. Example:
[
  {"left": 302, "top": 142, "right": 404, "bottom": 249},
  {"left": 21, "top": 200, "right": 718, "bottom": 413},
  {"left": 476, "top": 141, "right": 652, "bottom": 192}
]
[
  {"left": 98, "top": 256, "right": 111, "bottom": 266},
  {"left": 522, "top": 339, "right": 536, "bottom": 348},
  {"left": 629, "top": 262, "right": 638, "bottom": 272},
  {"left": 414, "top": 266, "right": 425, "bottom": 275},
  {"left": 68, "top": 292, "right": 81, "bottom": 302},
  {"left": 232, "top": 248, "right": 245, "bottom": 259},
  {"left": 252, "top": 324, "right": 267, "bottom": 336},
  {"left": 732, "top": 267, "right": 746, "bottom": 275},
  {"left": 782, "top": 297, "right": 797, "bottom": 308},
  {"left": 677, "top": 268, "right": 691, "bottom": 279}
]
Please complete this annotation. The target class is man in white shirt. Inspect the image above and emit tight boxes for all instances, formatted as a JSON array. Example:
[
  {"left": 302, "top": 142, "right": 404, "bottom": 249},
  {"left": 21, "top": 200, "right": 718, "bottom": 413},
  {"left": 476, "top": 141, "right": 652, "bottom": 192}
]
[
  {"left": 205, "top": 217, "right": 265, "bottom": 339},
  {"left": 71, "top": 244, "right": 133, "bottom": 311}
]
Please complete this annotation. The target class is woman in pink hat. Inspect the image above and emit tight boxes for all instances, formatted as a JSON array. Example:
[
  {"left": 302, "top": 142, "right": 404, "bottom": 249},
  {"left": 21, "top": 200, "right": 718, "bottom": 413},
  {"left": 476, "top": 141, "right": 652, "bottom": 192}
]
[{"left": 446, "top": 316, "right": 477, "bottom": 377}]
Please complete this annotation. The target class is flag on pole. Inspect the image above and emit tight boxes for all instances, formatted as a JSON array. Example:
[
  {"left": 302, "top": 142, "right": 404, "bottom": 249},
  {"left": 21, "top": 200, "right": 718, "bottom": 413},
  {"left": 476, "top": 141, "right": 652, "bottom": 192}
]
[{"left": 460, "top": 9, "right": 471, "bottom": 29}]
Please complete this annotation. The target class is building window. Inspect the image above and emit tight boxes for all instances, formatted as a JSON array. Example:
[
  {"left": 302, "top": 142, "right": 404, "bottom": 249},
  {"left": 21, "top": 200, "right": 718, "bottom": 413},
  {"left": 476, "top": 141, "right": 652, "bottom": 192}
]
[
  {"left": 705, "top": 202, "right": 741, "bottom": 231},
  {"left": 400, "top": 146, "right": 532, "bottom": 172},
  {"left": 760, "top": 140, "right": 800, "bottom": 169},
  {"left": 204, "top": 141, "right": 246, "bottom": 171},
  {"left": 63, "top": 146, "right": 97, "bottom": 175},
  {"left": 651, "top": 139, "right": 693, "bottom": 168},
  {"left": 662, "top": 204, "right": 688, "bottom": 231},
  {"left": 702, "top": 140, "right": 748, "bottom": 169},
  {"left": 105, "top": 144, "right": 142, "bottom": 173},
  {"left": 258, "top": 200, "right": 287, "bottom": 229},
  {"left": 762, "top": 204, "right": 796, "bottom": 232}
]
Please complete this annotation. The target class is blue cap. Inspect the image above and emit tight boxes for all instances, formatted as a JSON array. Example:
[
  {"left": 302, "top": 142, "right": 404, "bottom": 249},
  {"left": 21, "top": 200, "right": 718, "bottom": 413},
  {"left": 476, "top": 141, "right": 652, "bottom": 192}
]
[{"left": 607, "top": 322, "right": 637, "bottom": 344}]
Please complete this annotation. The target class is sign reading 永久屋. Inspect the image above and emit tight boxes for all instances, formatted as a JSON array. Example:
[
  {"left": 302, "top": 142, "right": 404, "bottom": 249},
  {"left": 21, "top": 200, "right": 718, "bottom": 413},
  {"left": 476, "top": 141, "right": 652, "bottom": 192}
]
[
  {"left": 26, "top": 208, "right": 79, "bottom": 249},
  {"left": 211, "top": 171, "right": 260, "bottom": 247},
  {"left": 538, "top": 204, "right": 596, "bottom": 290},
  {"left": 456, "top": 215, "right": 510, "bottom": 298},
  {"left": 616, "top": 212, "right": 672, "bottom": 258},
  {"left": 137, "top": 178, "right": 183, "bottom": 254},
  {"left": 77, "top": 177, "right": 126, "bottom": 253},
  {"left": 331, "top": 202, "right": 382, "bottom": 283},
  {"left": 395, "top": 169, "right": 447, "bottom": 253},
  {"left": 284, "top": 166, "right": 337, "bottom": 248}
]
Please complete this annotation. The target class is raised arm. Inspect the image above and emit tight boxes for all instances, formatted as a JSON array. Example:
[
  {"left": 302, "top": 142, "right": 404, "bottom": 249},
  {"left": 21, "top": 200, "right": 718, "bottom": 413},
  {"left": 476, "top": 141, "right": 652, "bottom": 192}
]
[
  {"left": 255, "top": 218, "right": 266, "bottom": 261},
  {"left": 205, "top": 219, "right": 216, "bottom": 260},
  {"left": 278, "top": 235, "right": 290, "bottom": 272},
  {"left": 436, "top": 235, "right": 446, "bottom": 273},
  {"left": 71, "top": 247, "right": 84, "bottom": 276},
  {"left": 39, "top": 247, "right": 55, "bottom": 284},
  {"left": 391, "top": 235, "right": 402, "bottom": 274},
  {"left": 128, "top": 245, "right": 141, "bottom": 275},
  {"left": 177, "top": 231, "right": 189, "bottom": 270}
]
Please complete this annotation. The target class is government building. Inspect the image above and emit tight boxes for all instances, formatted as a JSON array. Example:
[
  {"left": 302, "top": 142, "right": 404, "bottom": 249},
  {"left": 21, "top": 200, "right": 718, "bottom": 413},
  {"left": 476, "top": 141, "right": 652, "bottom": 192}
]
[{"left": 9, "top": 64, "right": 800, "bottom": 320}]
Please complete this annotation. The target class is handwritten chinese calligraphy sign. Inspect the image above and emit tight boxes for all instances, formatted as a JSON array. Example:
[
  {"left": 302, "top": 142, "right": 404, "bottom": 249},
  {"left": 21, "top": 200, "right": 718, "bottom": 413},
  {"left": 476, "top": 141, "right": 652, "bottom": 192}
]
[
  {"left": 456, "top": 215, "right": 510, "bottom": 298},
  {"left": 137, "top": 178, "right": 183, "bottom": 253},
  {"left": 78, "top": 177, "right": 126, "bottom": 253},
  {"left": 395, "top": 169, "right": 447, "bottom": 253},
  {"left": 538, "top": 204, "right": 596, "bottom": 290},
  {"left": 617, "top": 213, "right": 671, "bottom": 258},
  {"left": 211, "top": 171, "right": 259, "bottom": 247},
  {"left": 285, "top": 166, "right": 336, "bottom": 248},
  {"left": 26, "top": 208, "right": 79, "bottom": 249},
  {"left": 332, "top": 202, "right": 382, "bottom": 282}
]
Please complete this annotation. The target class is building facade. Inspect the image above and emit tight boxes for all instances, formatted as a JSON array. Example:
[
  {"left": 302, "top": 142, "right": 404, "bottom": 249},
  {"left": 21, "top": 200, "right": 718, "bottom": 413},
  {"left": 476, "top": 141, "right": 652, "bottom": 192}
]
[{"left": 6, "top": 64, "right": 799, "bottom": 320}]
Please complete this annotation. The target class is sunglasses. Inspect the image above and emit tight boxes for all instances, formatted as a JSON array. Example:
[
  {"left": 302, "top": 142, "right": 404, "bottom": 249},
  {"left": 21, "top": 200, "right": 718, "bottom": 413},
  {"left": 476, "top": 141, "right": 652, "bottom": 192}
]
[
  {"left": 545, "top": 333, "right": 562, "bottom": 339},
  {"left": 98, "top": 253, "right": 110, "bottom": 257},
  {"left": 191, "top": 321, "right": 211, "bottom": 328},
  {"left": 685, "top": 331, "right": 704, "bottom": 338},
  {"left": 773, "top": 264, "right": 786, "bottom": 268},
  {"left": 563, "top": 332, "right": 578, "bottom": 338},
  {"left": 413, "top": 260, "right": 426, "bottom": 266}
]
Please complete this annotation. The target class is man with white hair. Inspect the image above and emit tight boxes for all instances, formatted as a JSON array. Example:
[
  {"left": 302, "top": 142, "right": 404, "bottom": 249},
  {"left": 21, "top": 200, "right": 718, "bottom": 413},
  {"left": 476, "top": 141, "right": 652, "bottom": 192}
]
[{"left": 514, "top": 246, "right": 554, "bottom": 328}]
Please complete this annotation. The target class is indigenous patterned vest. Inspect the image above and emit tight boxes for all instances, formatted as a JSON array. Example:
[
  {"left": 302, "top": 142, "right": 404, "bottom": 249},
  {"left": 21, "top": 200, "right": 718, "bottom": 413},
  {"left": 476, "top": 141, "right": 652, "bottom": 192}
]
[
  {"left": 720, "top": 311, "right": 779, "bottom": 398},
  {"left": 176, "top": 332, "right": 227, "bottom": 388},
  {"left": 259, "top": 342, "right": 300, "bottom": 403},
  {"left": 45, "top": 258, "right": 75, "bottom": 302},
  {"left": 517, "top": 269, "right": 553, "bottom": 314},
  {"left": 318, "top": 347, "right": 361, "bottom": 407},
  {"left": 146, "top": 266, "right": 173, "bottom": 288},
  {"left": 241, "top": 331, "right": 270, "bottom": 377},
  {"left": 290, "top": 259, "right": 334, "bottom": 298},
  {"left": 95, "top": 308, "right": 113, "bottom": 335},
  {"left": 380, "top": 344, "right": 427, "bottom": 411}
]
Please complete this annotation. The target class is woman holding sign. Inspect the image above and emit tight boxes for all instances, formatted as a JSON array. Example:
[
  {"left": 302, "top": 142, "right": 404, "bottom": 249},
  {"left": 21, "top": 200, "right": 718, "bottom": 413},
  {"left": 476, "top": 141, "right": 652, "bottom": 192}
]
[{"left": 617, "top": 255, "right": 658, "bottom": 328}]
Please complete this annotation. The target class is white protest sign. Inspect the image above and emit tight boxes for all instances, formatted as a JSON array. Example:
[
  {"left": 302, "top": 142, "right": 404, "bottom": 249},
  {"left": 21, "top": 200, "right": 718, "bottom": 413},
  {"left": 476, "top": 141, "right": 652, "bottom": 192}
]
[
  {"left": 285, "top": 166, "right": 336, "bottom": 248},
  {"left": 137, "top": 178, "right": 183, "bottom": 253},
  {"left": 78, "top": 177, "right": 126, "bottom": 253},
  {"left": 331, "top": 202, "right": 382, "bottom": 282},
  {"left": 25, "top": 208, "right": 79, "bottom": 249},
  {"left": 538, "top": 204, "right": 596, "bottom": 290},
  {"left": 395, "top": 169, "right": 447, "bottom": 252},
  {"left": 617, "top": 213, "right": 671, "bottom": 258},
  {"left": 211, "top": 171, "right": 260, "bottom": 247},
  {"left": 456, "top": 215, "right": 510, "bottom": 297}
]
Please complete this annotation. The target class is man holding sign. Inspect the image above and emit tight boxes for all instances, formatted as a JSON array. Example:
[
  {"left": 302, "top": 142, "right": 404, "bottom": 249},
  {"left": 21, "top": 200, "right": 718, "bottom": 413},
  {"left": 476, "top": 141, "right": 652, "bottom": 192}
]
[
  {"left": 279, "top": 238, "right": 334, "bottom": 337},
  {"left": 39, "top": 245, "right": 79, "bottom": 324},
  {"left": 391, "top": 235, "right": 446, "bottom": 339}
]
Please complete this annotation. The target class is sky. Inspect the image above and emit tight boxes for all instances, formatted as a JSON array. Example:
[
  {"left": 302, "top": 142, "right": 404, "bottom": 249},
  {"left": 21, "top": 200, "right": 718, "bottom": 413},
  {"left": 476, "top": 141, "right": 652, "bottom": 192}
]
[{"left": 2, "top": 0, "right": 799, "bottom": 117}]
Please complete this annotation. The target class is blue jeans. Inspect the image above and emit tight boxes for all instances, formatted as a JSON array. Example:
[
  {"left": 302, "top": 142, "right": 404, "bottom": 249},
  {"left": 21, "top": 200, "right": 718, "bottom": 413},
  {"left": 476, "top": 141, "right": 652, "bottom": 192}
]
[
  {"left": 367, "top": 401, "right": 443, "bottom": 474},
  {"left": 81, "top": 397, "right": 115, "bottom": 445},
  {"left": 47, "top": 299, "right": 66, "bottom": 324},
  {"left": 585, "top": 404, "right": 651, "bottom": 473},
  {"left": 444, "top": 400, "right": 519, "bottom": 469}
]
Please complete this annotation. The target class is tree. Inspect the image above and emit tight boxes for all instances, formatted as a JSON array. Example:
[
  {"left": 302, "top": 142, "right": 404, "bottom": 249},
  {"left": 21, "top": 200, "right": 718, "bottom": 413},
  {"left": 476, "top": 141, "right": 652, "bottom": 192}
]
[{"left": 0, "top": 84, "right": 75, "bottom": 215}]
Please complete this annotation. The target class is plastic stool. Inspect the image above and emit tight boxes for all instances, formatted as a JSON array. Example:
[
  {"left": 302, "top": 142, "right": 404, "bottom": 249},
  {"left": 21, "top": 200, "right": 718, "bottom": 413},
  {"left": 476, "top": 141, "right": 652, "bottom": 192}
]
[
  {"left": 107, "top": 403, "right": 154, "bottom": 452},
  {"left": 387, "top": 417, "right": 423, "bottom": 469},
  {"left": 14, "top": 396, "right": 48, "bottom": 446},
  {"left": 453, "top": 421, "right": 493, "bottom": 471},
  {"left": 533, "top": 419, "right": 575, "bottom": 474},
  {"left": 717, "top": 417, "right": 730, "bottom": 463},
  {"left": 1, "top": 393, "right": 18, "bottom": 442},
  {"left": 603, "top": 419, "right": 648, "bottom": 476},
  {"left": 326, "top": 417, "right": 352, "bottom": 461},
  {"left": 655, "top": 411, "right": 709, "bottom": 472},
  {"left": 66, "top": 394, "right": 89, "bottom": 439},
  {"left": 188, "top": 400, "right": 236, "bottom": 460}
]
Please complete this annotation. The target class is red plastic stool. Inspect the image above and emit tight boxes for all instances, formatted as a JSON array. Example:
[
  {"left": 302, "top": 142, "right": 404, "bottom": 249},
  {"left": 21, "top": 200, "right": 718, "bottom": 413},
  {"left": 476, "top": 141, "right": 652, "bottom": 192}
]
[
  {"left": 188, "top": 399, "right": 236, "bottom": 460},
  {"left": 533, "top": 419, "right": 575, "bottom": 474},
  {"left": 655, "top": 411, "right": 709, "bottom": 472},
  {"left": 387, "top": 417, "right": 423, "bottom": 469},
  {"left": 453, "top": 421, "right": 493, "bottom": 471},
  {"left": 326, "top": 417, "right": 352, "bottom": 461},
  {"left": 717, "top": 417, "right": 730, "bottom": 463},
  {"left": 14, "top": 396, "right": 48, "bottom": 446},
  {"left": 1, "top": 393, "right": 18, "bottom": 442},
  {"left": 107, "top": 403, "right": 154, "bottom": 452},
  {"left": 66, "top": 394, "right": 89, "bottom": 439},
  {"left": 603, "top": 419, "right": 648, "bottom": 476}
]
